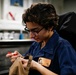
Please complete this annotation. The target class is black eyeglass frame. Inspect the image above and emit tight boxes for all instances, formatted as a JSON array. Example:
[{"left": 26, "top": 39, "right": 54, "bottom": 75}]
[{"left": 25, "top": 27, "right": 44, "bottom": 35}]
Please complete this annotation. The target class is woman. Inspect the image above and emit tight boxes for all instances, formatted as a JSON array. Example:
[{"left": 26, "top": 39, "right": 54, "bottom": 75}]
[{"left": 6, "top": 3, "right": 76, "bottom": 75}]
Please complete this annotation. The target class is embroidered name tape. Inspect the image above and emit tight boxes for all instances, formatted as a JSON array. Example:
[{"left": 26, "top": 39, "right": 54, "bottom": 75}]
[{"left": 38, "top": 57, "right": 51, "bottom": 67}]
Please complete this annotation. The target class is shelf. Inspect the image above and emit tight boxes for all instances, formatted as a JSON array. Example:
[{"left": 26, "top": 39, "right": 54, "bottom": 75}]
[
  {"left": 0, "top": 39, "right": 34, "bottom": 42},
  {"left": 0, "top": 20, "right": 25, "bottom": 31},
  {"left": 0, "top": 39, "right": 34, "bottom": 46}
]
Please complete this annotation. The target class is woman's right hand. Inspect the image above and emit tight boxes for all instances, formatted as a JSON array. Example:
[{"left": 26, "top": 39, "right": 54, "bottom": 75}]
[{"left": 6, "top": 50, "right": 23, "bottom": 63}]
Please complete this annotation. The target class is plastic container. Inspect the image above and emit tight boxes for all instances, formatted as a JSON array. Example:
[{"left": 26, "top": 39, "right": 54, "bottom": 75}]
[{"left": 19, "top": 30, "right": 24, "bottom": 39}]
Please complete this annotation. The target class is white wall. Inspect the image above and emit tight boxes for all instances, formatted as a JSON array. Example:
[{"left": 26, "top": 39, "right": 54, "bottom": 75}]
[
  {"left": 2, "top": 0, "right": 33, "bottom": 21},
  {"left": 0, "top": 1, "right": 1, "bottom": 19},
  {"left": 63, "top": 0, "right": 76, "bottom": 13},
  {"left": 0, "top": 0, "right": 33, "bottom": 30}
]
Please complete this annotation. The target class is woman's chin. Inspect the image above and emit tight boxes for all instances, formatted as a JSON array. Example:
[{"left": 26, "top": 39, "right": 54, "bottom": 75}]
[{"left": 34, "top": 39, "right": 41, "bottom": 43}]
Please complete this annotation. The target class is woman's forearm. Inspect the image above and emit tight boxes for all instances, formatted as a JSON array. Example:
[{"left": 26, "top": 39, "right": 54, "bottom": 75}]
[
  {"left": 20, "top": 58, "right": 58, "bottom": 75},
  {"left": 33, "top": 61, "right": 58, "bottom": 75}
]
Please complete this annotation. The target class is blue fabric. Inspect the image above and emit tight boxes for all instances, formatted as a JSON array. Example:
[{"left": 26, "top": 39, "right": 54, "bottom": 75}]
[{"left": 24, "top": 30, "right": 76, "bottom": 75}]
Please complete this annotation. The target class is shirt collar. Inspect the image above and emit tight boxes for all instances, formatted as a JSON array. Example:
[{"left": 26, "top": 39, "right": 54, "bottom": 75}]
[{"left": 43, "top": 30, "right": 59, "bottom": 54}]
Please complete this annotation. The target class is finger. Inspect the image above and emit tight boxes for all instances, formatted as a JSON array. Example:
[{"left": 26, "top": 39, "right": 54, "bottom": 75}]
[
  {"left": 20, "top": 58, "right": 28, "bottom": 63},
  {"left": 6, "top": 53, "right": 12, "bottom": 57},
  {"left": 20, "top": 58, "right": 28, "bottom": 68},
  {"left": 23, "top": 64, "right": 27, "bottom": 68},
  {"left": 8, "top": 54, "right": 18, "bottom": 63},
  {"left": 14, "top": 50, "right": 19, "bottom": 54},
  {"left": 10, "top": 55, "right": 19, "bottom": 62},
  {"left": 14, "top": 50, "right": 24, "bottom": 58},
  {"left": 6, "top": 51, "right": 17, "bottom": 57},
  {"left": 11, "top": 58, "right": 16, "bottom": 63}
]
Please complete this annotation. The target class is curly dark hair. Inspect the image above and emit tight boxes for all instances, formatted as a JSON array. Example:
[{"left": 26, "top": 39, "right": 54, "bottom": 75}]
[{"left": 22, "top": 3, "right": 59, "bottom": 29}]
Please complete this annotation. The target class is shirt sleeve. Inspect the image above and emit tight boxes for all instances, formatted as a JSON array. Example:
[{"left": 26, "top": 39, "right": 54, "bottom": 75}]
[{"left": 57, "top": 39, "right": 76, "bottom": 75}]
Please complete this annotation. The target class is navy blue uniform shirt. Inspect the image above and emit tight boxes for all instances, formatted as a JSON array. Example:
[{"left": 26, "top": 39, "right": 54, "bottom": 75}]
[{"left": 24, "top": 30, "right": 76, "bottom": 75}]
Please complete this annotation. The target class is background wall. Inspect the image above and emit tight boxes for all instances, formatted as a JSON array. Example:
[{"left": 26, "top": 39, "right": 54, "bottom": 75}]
[
  {"left": 63, "top": 0, "right": 76, "bottom": 13},
  {"left": 1, "top": 0, "right": 32, "bottom": 21},
  {"left": 1, "top": 0, "right": 76, "bottom": 20},
  {"left": 0, "top": 0, "right": 76, "bottom": 39}
]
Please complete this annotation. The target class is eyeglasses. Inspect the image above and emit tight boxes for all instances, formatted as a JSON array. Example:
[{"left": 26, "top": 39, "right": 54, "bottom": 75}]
[{"left": 25, "top": 27, "right": 44, "bottom": 35}]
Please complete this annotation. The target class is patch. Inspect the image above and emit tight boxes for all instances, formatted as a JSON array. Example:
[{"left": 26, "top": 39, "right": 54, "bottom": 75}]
[{"left": 38, "top": 57, "right": 51, "bottom": 67}]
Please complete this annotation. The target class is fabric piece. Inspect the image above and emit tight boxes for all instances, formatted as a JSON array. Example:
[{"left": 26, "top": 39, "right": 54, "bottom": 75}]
[{"left": 9, "top": 57, "right": 29, "bottom": 75}]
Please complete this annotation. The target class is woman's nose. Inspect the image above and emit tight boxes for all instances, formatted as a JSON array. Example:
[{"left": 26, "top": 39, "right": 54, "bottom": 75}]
[{"left": 29, "top": 32, "right": 36, "bottom": 39}]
